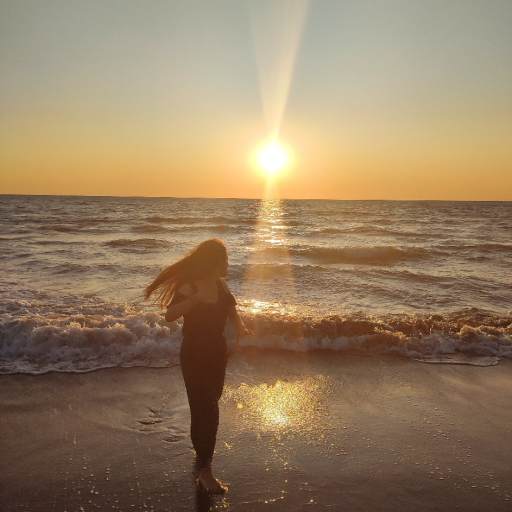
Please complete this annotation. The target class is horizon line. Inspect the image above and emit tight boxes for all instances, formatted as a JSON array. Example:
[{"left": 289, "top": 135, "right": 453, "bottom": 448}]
[{"left": 1, "top": 193, "right": 510, "bottom": 203}]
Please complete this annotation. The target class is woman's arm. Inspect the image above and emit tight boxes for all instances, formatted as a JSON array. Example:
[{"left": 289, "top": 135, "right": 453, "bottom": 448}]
[
  {"left": 165, "top": 296, "right": 194, "bottom": 322},
  {"left": 228, "top": 307, "right": 254, "bottom": 344},
  {"left": 164, "top": 283, "right": 207, "bottom": 322},
  {"left": 227, "top": 305, "right": 245, "bottom": 331},
  {"left": 220, "top": 279, "right": 254, "bottom": 343}
]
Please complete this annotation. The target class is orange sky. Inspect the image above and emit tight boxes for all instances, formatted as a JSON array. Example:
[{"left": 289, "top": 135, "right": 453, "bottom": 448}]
[{"left": 1, "top": 1, "right": 511, "bottom": 200}]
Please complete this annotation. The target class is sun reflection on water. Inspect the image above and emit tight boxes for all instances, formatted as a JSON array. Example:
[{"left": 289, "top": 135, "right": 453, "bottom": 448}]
[
  {"left": 223, "top": 376, "right": 335, "bottom": 435},
  {"left": 238, "top": 299, "right": 301, "bottom": 317},
  {"left": 254, "top": 198, "right": 289, "bottom": 247},
  {"left": 242, "top": 198, "right": 297, "bottom": 315}
]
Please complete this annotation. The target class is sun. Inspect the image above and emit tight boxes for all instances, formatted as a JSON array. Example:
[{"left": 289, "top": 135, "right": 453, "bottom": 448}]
[{"left": 257, "top": 142, "right": 288, "bottom": 178}]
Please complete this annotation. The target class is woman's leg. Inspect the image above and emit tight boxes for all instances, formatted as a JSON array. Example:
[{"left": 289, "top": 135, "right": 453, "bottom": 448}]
[
  {"left": 186, "top": 381, "right": 220, "bottom": 467},
  {"left": 180, "top": 342, "right": 227, "bottom": 488}
]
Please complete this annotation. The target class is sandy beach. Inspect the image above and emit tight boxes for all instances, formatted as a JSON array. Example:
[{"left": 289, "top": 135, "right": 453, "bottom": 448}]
[{"left": 1, "top": 350, "right": 511, "bottom": 511}]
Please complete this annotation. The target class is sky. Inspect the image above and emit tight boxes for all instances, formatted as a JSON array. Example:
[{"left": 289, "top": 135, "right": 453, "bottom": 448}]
[{"left": 1, "top": 0, "right": 511, "bottom": 200}]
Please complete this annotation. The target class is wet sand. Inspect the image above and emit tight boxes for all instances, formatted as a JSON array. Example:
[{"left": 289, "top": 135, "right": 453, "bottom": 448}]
[{"left": 1, "top": 350, "right": 511, "bottom": 511}]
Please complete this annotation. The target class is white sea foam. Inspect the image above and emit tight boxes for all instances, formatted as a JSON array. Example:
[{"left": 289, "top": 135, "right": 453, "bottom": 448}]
[
  {"left": 1, "top": 293, "right": 510, "bottom": 374},
  {"left": 0, "top": 295, "right": 183, "bottom": 374},
  {"left": 237, "top": 322, "right": 512, "bottom": 360}
]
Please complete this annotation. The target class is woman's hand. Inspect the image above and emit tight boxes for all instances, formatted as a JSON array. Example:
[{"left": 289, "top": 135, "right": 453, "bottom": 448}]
[{"left": 236, "top": 326, "right": 254, "bottom": 345}]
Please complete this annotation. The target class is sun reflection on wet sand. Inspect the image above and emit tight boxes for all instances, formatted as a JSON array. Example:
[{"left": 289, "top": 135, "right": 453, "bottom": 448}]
[{"left": 222, "top": 376, "right": 335, "bottom": 435}]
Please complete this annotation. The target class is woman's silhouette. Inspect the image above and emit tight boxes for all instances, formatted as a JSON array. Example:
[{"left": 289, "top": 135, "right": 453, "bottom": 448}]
[{"left": 145, "top": 239, "right": 252, "bottom": 493}]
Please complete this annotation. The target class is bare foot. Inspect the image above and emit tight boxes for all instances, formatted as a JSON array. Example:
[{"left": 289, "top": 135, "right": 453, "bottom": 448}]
[{"left": 197, "top": 465, "right": 227, "bottom": 494}]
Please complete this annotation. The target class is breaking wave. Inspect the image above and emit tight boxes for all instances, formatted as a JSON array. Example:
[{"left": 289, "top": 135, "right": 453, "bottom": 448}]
[
  {"left": 238, "top": 309, "right": 512, "bottom": 360},
  {"left": 1, "top": 295, "right": 510, "bottom": 375},
  {"left": 0, "top": 296, "right": 182, "bottom": 375}
]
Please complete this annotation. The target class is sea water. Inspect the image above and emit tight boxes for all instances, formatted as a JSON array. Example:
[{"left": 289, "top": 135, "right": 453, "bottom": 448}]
[{"left": 1, "top": 195, "right": 511, "bottom": 373}]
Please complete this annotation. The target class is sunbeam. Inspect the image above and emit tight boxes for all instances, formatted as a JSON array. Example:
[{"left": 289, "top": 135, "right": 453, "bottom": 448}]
[{"left": 250, "top": 0, "right": 310, "bottom": 140}]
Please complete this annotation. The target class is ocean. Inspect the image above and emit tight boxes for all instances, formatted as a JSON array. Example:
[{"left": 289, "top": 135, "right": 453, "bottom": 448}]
[{"left": 1, "top": 195, "right": 511, "bottom": 374}]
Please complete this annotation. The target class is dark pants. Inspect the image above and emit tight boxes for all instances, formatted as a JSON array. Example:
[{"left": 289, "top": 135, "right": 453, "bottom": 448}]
[{"left": 180, "top": 335, "right": 227, "bottom": 468}]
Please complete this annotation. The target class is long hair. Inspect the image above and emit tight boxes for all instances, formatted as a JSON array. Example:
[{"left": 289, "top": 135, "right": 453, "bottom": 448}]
[{"left": 144, "top": 238, "right": 227, "bottom": 310}]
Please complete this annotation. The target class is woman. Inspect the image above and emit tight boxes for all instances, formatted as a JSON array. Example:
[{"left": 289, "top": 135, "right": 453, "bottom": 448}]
[{"left": 145, "top": 239, "right": 252, "bottom": 493}]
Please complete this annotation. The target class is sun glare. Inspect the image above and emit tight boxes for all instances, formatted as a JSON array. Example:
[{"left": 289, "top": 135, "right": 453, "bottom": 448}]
[
  {"left": 257, "top": 142, "right": 288, "bottom": 177},
  {"left": 222, "top": 376, "right": 334, "bottom": 434}
]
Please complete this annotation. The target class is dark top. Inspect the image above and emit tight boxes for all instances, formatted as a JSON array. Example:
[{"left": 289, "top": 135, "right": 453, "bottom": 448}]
[{"left": 169, "top": 279, "right": 236, "bottom": 342}]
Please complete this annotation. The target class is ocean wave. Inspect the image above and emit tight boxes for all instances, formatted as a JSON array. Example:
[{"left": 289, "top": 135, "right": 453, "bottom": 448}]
[
  {"left": 143, "top": 215, "right": 302, "bottom": 228},
  {"left": 236, "top": 309, "right": 512, "bottom": 360},
  {"left": 313, "top": 227, "right": 352, "bottom": 235},
  {"left": 105, "top": 238, "right": 170, "bottom": 251},
  {"left": 227, "top": 262, "right": 328, "bottom": 280},
  {"left": 259, "top": 246, "right": 431, "bottom": 265},
  {"left": 207, "top": 224, "right": 230, "bottom": 233},
  {"left": 51, "top": 263, "right": 86, "bottom": 275},
  {"left": 76, "top": 218, "right": 116, "bottom": 225},
  {"left": 314, "top": 226, "right": 425, "bottom": 237},
  {"left": 0, "top": 297, "right": 182, "bottom": 375},
  {"left": 145, "top": 215, "right": 252, "bottom": 225},
  {"left": 33, "top": 240, "right": 86, "bottom": 246},
  {"left": 310, "top": 209, "right": 373, "bottom": 217},
  {"left": 11, "top": 216, "right": 113, "bottom": 226},
  {"left": 131, "top": 224, "right": 169, "bottom": 233},
  {"left": 38, "top": 225, "right": 79, "bottom": 233},
  {"left": 145, "top": 215, "right": 208, "bottom": 224},
  {"left": 174, "top": 224, "right": 231, "bottom": 233},
  {"left": 131, "top": 223, "right": 232, "bottom": 235},
  {"left": 1, "top": 295, "right": 510, "bottom": 374},
  {"left": 438, "top": 243, "right": 512, "bottom": 252}
]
